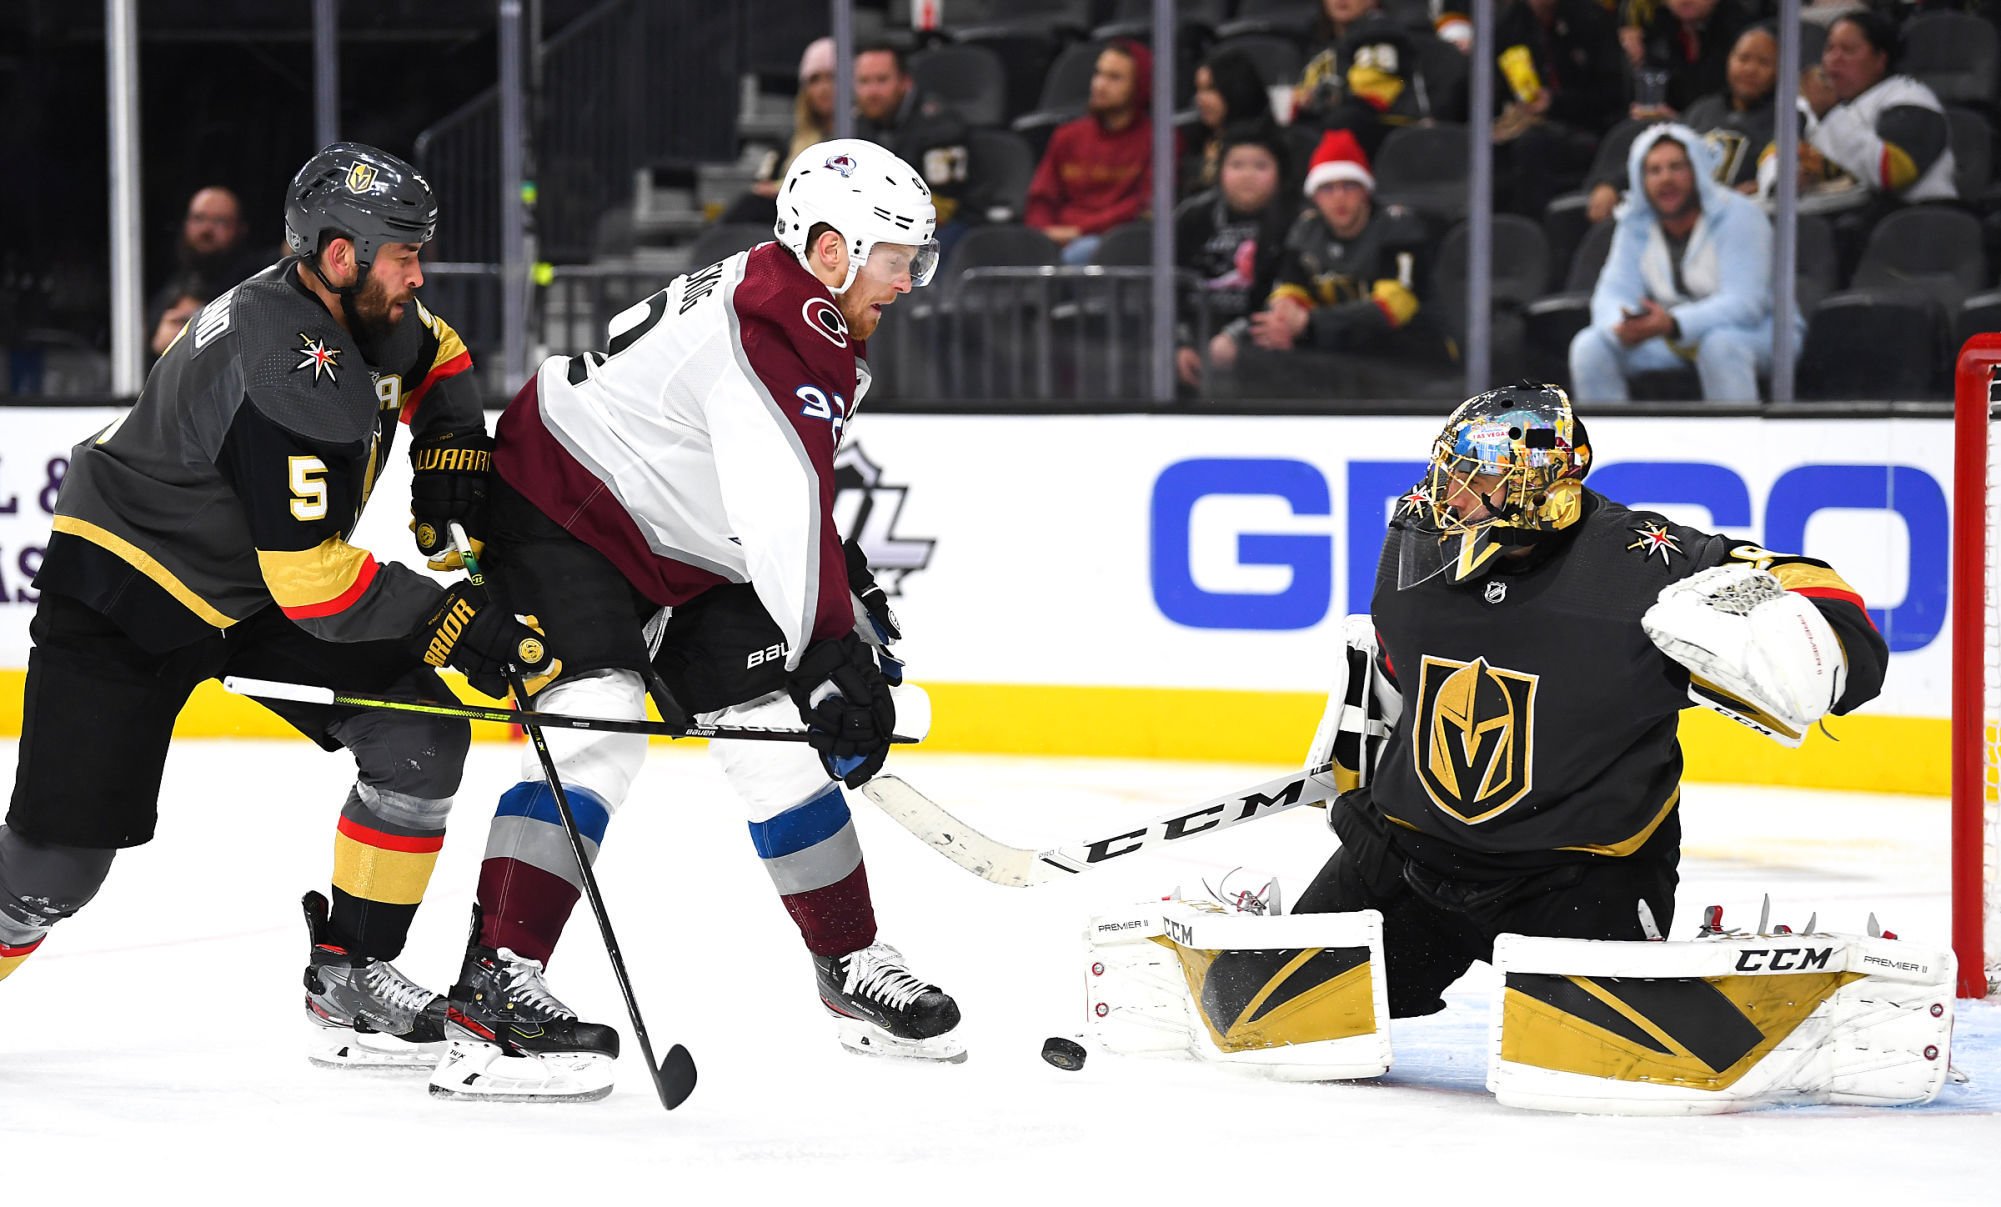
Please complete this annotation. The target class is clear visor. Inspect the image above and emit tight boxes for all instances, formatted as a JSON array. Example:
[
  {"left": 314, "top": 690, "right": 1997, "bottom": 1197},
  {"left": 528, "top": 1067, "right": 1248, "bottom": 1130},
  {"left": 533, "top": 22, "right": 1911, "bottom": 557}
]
[{"left": 856, "top": 238, "right": 940, "bottom": 289}]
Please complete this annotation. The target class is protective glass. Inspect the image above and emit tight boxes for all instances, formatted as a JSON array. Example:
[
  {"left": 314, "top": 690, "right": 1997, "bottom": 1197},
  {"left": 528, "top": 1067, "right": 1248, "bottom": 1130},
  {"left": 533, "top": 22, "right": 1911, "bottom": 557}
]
[{"left": 856, "top": 238, "right": 940, "bottom": 289}]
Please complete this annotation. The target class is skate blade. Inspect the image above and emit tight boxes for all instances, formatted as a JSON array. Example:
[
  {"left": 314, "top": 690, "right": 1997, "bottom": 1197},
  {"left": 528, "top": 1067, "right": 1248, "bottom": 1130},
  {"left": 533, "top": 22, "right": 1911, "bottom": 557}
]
[
  {"left": 832, "top": 1016, "right": 968, "bottom": 1064},
  {"left": 426, "top": 1039, "right": 615, "bottom": 1103},
  {"left": 307, "top": 1023, "right": 446, "bottom": 1073}
]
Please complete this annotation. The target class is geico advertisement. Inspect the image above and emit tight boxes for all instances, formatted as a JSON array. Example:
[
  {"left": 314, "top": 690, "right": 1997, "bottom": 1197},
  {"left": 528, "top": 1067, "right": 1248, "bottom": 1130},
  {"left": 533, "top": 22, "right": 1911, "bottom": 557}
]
[{"left": 0, "top": 409, "right": 1954, "bottom": 718}]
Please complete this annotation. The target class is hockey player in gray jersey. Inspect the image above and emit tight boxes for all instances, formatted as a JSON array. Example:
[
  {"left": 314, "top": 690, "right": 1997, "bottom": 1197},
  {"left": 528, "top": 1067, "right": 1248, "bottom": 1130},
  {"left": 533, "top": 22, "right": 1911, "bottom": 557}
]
[{"left": 0, "top": 144, "right": 555, "bottom": 1073}]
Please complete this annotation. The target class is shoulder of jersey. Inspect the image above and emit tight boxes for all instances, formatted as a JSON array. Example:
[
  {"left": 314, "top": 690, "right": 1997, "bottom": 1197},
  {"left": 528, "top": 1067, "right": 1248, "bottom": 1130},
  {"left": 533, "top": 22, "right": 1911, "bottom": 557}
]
[
  {"left": 732, "top": 242, "right": 855, "bottom": 356},
  {"left": 220, "top": 270, "right": 381, "bottom": 444}
]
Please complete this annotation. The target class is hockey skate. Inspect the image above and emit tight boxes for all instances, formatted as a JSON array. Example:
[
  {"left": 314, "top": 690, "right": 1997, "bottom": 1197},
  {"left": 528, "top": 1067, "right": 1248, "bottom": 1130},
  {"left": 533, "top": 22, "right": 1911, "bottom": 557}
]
[
  {"left": 300, "top": 891, "right": 449, "bottom": 1072},
  {"left": 816, "top": 942, "right": 965, "bottom": 1063},
  {"left": 428, "top": 944, "right": 621, "bottom": 1102}
]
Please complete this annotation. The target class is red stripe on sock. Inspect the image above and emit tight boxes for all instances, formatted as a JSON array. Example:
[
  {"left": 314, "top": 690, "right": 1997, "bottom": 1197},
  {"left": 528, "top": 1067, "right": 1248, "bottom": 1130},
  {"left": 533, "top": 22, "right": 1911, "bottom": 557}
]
[
  {"left": 475, "top": 857, "right": 582, "bottom": 966},
  {"left": 779, "top": 861, "right": 878, "bottom": 958},
  {"left": 336, "top": 814, "right": 446, "bottom": 853}
]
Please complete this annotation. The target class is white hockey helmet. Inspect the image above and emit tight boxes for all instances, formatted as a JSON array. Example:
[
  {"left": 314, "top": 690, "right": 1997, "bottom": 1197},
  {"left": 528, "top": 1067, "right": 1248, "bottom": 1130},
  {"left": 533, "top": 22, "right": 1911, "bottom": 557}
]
[{"left": 775, "top": 138, "right": 940, "bottom": 294}]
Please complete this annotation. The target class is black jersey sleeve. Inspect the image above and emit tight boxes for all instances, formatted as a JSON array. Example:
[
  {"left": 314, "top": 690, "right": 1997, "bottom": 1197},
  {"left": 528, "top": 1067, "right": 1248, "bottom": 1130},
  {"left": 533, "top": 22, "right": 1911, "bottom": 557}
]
[{"left": 216, "top": 392, "right": 441, "bottom": 643}]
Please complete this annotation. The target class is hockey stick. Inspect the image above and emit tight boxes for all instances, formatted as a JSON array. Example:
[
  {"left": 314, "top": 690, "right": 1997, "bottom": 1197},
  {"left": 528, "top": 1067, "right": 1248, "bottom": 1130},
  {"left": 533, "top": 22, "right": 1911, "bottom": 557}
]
[
  {"left": 451, "top": 524, "right": 696, "bottom": 1111},
  {"left": 860, "top": 763, "right": 1340, "bottom": 887},
  {"left": 221, "top": 677, "right": 931, "bottom": 744}
]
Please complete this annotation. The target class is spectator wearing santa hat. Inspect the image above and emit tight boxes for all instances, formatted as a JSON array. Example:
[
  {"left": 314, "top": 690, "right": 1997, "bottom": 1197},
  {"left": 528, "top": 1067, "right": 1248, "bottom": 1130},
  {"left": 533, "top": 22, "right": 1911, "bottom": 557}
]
[
  {"left": 1025, "top": 39, "right": 1176, "bottom": 266},
  {"left": 1208, "top": 129, "right": 1449, "bottom": 398}
]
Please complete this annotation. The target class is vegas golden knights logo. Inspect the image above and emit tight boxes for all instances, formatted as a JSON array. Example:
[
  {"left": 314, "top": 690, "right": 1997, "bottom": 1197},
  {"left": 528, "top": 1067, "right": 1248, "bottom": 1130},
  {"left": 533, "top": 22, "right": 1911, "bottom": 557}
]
[
  {"left": 1413, "top": 654, "right": 1537, "bottom": 824},
  {"left": 345, "top": 162, "right": 378, "bottom": 195}
]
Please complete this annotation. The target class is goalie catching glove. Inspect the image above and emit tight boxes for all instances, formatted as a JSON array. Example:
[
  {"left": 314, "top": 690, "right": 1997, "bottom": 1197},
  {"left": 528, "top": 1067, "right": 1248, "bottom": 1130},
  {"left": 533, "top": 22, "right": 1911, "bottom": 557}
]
[
  {"left": 788, "top": 633, "right": 896, "bottom": 788},
  {"left": 1641, "top": 563, "right": 1846, "bottom": 746},
  {"left": 413, "top": 582, "right": 560, "bottom": 699},
  {"left": 409, "top": 430, "right": 494, "bottom": 571}
]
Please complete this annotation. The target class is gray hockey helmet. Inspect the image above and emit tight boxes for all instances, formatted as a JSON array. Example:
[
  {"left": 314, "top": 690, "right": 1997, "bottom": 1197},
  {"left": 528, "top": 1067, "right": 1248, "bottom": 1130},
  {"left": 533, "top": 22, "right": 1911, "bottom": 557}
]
[{"left": 283, "top": 142, "right": 437, "bottom": 272}]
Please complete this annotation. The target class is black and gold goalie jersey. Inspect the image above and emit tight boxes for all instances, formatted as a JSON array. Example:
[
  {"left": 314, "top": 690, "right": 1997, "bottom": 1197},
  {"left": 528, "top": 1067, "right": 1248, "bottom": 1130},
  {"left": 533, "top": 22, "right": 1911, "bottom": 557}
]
[
  {"left": 37, "top": 257, "right": 484, "bottom": 653},
  {"left": 1267, "top": 203, "right": 1432, "bottom": 353},
  {"left": 1365, "top": 489, "right": 1888, "bottom": 878}
]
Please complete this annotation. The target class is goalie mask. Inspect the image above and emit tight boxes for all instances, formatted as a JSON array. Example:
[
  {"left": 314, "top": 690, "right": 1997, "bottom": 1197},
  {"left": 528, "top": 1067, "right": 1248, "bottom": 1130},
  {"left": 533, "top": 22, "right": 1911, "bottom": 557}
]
[
  {"left": 1396, "top": 382, "right": 1592, "bottom": 589},
  {"left": 775, "top": 138, "right": 940, "bottom": 295}
]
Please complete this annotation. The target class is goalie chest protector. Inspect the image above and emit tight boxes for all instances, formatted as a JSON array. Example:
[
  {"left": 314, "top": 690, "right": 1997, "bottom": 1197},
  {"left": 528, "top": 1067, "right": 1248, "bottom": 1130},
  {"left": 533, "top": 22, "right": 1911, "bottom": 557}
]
[{"left": 1367, "top": 491, "right": 1732, "bottom": 870}]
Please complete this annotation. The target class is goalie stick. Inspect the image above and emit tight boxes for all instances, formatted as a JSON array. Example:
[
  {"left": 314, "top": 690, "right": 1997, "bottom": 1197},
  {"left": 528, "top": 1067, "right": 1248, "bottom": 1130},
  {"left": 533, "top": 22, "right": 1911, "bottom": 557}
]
[
  {"left": 860, "top": 763, "right": 1341, "bottom": 887},
  {"left": 222, "top": 677, "right": 931, "bottom": 745}
]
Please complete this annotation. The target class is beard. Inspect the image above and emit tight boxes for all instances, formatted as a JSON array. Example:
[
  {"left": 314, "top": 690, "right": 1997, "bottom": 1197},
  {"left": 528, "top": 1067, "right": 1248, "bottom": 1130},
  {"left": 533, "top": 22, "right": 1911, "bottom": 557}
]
[{"left": 349, "top": 272, "right": 408, "bottom": 349}]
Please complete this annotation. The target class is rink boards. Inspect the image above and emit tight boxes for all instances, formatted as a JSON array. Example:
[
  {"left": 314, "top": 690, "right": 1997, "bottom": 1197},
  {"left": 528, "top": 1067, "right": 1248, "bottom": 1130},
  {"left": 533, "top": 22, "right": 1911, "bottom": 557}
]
[{"left": 0, "top": 408, "right": 1953, "bottom": 794}]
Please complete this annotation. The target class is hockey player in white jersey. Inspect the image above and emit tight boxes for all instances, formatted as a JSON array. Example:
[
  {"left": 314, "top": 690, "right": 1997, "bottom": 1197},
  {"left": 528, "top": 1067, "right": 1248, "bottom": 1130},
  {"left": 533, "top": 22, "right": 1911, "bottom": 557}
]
[{"left": 428, "top": 140, "right": 959, "bottom": 1101}]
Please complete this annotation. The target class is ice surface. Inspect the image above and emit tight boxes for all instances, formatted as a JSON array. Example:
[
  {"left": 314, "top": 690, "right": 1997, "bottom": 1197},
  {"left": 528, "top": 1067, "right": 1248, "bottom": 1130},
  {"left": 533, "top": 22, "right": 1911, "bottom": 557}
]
[{"left": 0, "top": 740, "right": 1991, "bottom": 1198}]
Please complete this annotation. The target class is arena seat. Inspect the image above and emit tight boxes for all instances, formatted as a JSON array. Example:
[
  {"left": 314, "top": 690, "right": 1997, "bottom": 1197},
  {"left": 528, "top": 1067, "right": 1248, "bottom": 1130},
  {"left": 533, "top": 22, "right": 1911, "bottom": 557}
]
[
  {"left": 1799, "top": 290, "right": 1944, "bottom": 399},
  {"left": 1373, "top": 122, "right": 1471, "bottom": 223},
  {"left": 1900, "top": 11, "right": 1998, "bottom": 109},
  {"left": 1211, "top": 33, "right": 1305, "bottom": 91},
  {"left": 1216, "top": 0, "right": 1320, "bottom": 41},
  {"left": 910, "top": 43, "right": 1010, "bottom": 129},
  {"left": 965, "top": 128, "right": 1039, "bottom": 222},
  {"left": 685, "top": 222, "right": 772, "bottom": 267}
]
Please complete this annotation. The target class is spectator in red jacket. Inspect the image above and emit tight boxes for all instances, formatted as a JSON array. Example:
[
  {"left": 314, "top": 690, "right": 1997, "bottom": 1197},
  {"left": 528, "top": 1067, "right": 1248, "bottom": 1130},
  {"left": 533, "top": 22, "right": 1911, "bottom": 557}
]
[{"left": 1025, "top": 40, "right": 1167, "bottom": 265}]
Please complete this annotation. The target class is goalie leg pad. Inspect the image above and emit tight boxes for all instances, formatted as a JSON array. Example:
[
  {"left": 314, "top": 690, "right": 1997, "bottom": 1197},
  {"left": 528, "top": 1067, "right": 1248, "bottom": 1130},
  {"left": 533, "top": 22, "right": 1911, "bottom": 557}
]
[
  {"left": 1489, "top": 932, "right": 1955, "bottom": 1114},
  {"left": 1086, "top": 900, "right": 1392, "bottom": 1080}
]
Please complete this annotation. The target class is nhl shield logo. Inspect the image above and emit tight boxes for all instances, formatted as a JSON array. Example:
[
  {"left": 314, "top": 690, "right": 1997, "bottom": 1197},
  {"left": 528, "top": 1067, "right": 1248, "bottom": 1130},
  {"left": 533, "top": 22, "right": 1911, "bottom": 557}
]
[
  {"left": 345, "top": 162, "right": 378, "bottom": 195},
  {"left": 1412, "top": 654, "right": 1537, "bottom": 825},
  {"left": 1483, "top": 580, "right": 1507, "bottom": 605}
]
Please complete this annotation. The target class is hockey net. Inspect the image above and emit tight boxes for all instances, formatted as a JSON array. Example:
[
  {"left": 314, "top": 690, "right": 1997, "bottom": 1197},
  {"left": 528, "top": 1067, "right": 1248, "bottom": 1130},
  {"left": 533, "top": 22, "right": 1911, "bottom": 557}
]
[{"left": 1955, "top": 334, "right": 2001, "bottom": 998}]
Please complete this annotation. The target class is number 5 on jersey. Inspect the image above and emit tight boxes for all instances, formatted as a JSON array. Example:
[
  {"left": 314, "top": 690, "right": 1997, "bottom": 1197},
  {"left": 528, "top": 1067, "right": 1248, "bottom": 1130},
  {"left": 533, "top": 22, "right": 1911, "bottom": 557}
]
[{"left": 289, "top": 455, "right": 329, "bottom": 520}]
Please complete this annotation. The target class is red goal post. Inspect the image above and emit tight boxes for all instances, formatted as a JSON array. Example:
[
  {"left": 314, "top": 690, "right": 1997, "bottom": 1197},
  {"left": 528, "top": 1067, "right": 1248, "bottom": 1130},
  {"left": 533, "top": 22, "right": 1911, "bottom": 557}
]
[{"left": 1954, "top": 333, "right": 2001, "bottom": 998}]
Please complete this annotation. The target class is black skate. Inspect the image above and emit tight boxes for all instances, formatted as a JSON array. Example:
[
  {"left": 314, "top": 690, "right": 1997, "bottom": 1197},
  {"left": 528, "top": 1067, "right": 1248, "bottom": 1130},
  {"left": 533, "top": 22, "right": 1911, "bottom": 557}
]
[
  {"left": 429, "top": 943, "right": 621, "bottom": 1102},
  {"left": 815, "top": 942, "right": 966, "bottom": 1063},
  {"left": 300, "top": 891, "right": 448, "bottom": 1072}
]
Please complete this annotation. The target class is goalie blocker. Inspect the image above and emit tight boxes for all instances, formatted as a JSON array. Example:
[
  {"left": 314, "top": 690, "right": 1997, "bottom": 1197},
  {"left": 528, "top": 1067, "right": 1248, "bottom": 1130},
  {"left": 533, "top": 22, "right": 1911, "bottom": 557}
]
[{"left": 1490, "top": 930, "right": 1955, "bottom": 1114}]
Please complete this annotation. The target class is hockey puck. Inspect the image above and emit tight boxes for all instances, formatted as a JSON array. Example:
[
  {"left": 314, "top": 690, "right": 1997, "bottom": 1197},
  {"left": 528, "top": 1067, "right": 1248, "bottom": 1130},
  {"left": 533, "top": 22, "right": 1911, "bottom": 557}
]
[{"left": 1041, "top": 1037, "right": 1087, "bottom": 1071}]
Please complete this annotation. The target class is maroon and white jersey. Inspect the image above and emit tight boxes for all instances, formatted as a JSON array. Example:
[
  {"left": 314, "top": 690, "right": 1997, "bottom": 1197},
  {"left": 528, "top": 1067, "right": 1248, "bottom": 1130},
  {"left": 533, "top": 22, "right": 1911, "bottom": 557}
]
[{"left": 494, "top": 243, "right": 867, "bottom": 669}]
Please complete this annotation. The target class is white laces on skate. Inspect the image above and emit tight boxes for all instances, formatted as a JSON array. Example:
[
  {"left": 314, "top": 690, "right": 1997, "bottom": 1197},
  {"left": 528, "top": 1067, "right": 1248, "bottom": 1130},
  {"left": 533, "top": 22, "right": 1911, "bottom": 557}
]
[
  {"left": 843, "top": 944, "right": 933, "bottom": 1011},
  {"left": 360, "top": 960, "right": 437, "bottom": 1018},
  {"left": 493, "top": 947, "right": 578, "bottom": 1019}
]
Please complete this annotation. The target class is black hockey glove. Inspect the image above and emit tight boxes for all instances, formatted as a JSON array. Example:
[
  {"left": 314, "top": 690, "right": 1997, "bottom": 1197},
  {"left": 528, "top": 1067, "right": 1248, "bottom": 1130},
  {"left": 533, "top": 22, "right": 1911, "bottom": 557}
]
[
  {"left": 843, "top": 537, "right": 901, "bottom": 645},
  {"left": 409, "top": 430, "right": 494, "bottom": 571},
  {"left": 787, "top": 633, "right": 897, "bottom": 788},
  {"left": 413, "top": 582, "right": 560, "bottom": 699}
]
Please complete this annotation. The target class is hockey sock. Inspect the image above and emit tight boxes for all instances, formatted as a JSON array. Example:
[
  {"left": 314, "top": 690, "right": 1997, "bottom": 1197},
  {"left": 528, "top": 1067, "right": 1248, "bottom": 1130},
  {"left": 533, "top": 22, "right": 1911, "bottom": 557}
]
[
  {"left": 473, "top": 780, "right": 612, "bottom": 966},
  {"left": 329, "top": 786, "right": 449, "bottom": 960},
  {"left": 748, "top": 785, "right": 877, "bottom": 958},
  {"left": 0, "top": 936, "right": 43, "bottom": 983}
]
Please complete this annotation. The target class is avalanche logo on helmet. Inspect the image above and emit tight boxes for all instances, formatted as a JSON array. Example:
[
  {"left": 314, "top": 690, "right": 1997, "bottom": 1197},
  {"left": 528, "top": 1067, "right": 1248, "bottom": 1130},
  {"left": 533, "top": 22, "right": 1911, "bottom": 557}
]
[{"left": 824, "top": 153, "right": 858, "bottom": 177}]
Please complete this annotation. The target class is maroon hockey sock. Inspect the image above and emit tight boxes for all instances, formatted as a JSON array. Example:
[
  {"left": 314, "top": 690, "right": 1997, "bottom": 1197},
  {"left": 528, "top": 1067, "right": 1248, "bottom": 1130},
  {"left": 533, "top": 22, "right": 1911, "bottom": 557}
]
[
  {"left": 475, "top": 857, "right": 580, "bottom": 966},
  {"left": 780, "top": 861, "right": 879, "bottom": 958}
]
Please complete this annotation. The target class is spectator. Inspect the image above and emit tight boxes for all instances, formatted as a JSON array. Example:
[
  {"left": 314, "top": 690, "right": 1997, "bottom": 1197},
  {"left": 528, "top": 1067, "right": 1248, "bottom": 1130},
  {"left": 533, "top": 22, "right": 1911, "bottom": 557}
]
[
  {"left": 1586, "top": 23, "right": 1778, "bottom": 222},
  {"left": 1173, "top": 122, "right": 1294, "bottom": 388},
  {"left": 1790, "top": 10, "right": 1957, "bottom": 207},
  {"left": 852, "top": 41, "right": 977, "bottom": 243},
  {"left": 1492, "top": 0, "right": 1628, "bottom": 215},
  {"left": 1293, "top": 0, "right": 1429, "bottom": 159},
  {"left": 1624, "top": 0, "right": 1758, "bottom": 117},
  {"left": 1208, "top": 130, "right": 1446, "bottom": 396},
  {"left": 147, "top": 275, "right": 212, "bottom": 360},
  {"left": 720, "top": 37, "right": 836, "bottom": 227},
  {"left": 1182, "top": 50, "right": 1273, "bottom": 195},
  {"left": 1569, "top": 124, "right": 1797, "bottom": 402},
  {"left": 145, "top": 186, "right": 264, "bottom": 355},
  {"left": 1024, "top": 40, "right": 1165, "bottom": 266}
]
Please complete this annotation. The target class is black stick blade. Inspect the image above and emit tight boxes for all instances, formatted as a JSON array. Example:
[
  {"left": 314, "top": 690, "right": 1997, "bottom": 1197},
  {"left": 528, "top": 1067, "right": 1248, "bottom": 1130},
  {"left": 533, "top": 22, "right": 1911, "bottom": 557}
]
[{"left": 656, "top": 1043, "right": 697, "bottom": 1110}]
